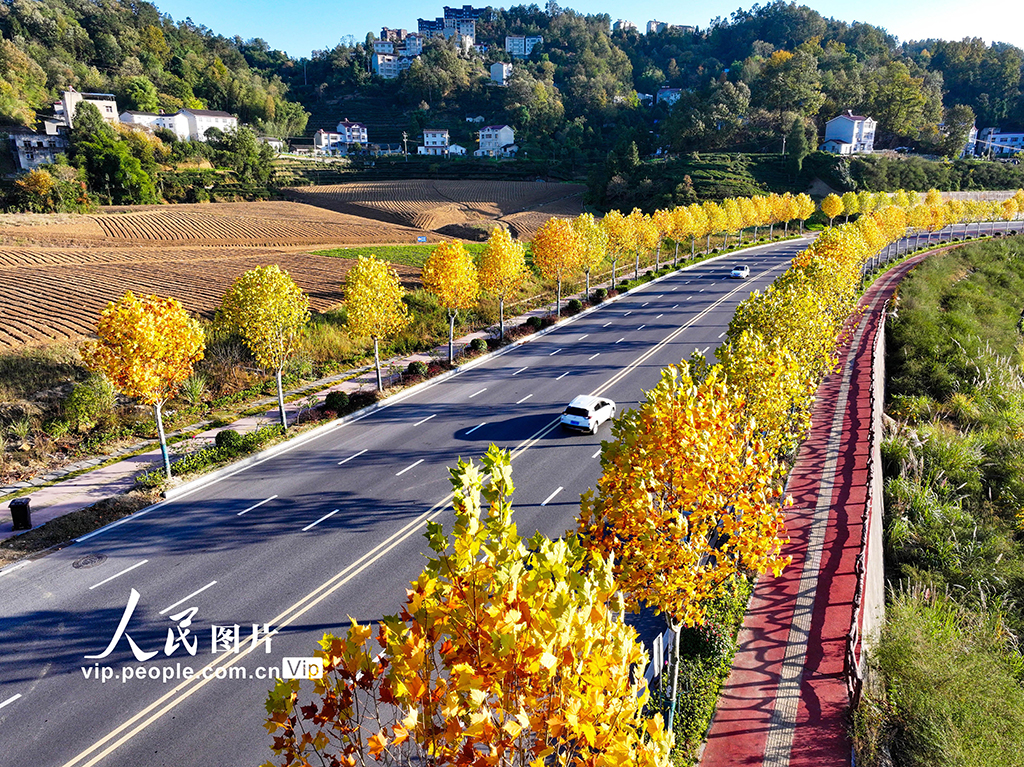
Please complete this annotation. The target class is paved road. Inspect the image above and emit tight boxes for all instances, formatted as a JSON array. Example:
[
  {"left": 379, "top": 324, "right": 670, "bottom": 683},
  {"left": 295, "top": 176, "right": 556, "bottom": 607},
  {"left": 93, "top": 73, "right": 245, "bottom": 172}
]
[{"left": 0, "top": 235, "right": 835, "bottom": 767}]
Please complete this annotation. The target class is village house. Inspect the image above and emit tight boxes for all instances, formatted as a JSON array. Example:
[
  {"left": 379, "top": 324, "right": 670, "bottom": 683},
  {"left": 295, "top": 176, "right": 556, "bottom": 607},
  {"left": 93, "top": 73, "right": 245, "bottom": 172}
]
[
  {"left": 822, "top": 111, "right": 876, "bottom": 155},
  {"left": 490, "top": 62, "right": 512, "bottom": 86},
  {"left": 418, "top": 128, "right": 450, "bottom": 156},
  {"left": 119, "top": 108, "right": 237, "bottom": 141},
  {"left": 505, "top": 34, "right": 543, "bottom": 57},
  {"left": 977, "top": 127, "right": 1024, "bottom": 157},
  {"left": 475, "top": 124, "right": 516, "bottom": 157}
]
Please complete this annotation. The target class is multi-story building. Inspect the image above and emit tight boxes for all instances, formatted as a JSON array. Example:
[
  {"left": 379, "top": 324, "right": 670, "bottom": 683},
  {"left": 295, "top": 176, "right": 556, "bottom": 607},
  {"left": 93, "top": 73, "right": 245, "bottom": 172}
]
[
  {"left": 490, "top": 62, "right": 513, "bottom": 85},
  {"left": 613, "top": 20, "right": 637, "bottom": 32},
  {"left": 822, "top": 111, "right": 876, "bottom": 155},
  {"left": 380, "top": 27, "right": 407, "bottom": 41},
  {"left": 51, "top": 89, "right": 119, "bottom": 131},
  {"left": 647, "top": 20, "right": 668, "bottom": 34},
  {"left": 375, "top": 34, "right": 424, "bottom": 57},
  {"left": 119, "top": 108, "right": 236, "bottom": 141},
  {"left": 7, "top": 129, "right": 67, "bottom": 171},
  {"left": 475, "top": 124, "right": 516, "bottom": 157},
  {"left": 977, "top": 127, "right": 1024, "bottom": 157},
  {"left": 335, "top": 119, "right": 369, "bottom": 145},
  {"left": 656, "top": 87, "right": 683, "bottom": 106},
  {"left": 505, "top": 35, "right": 543, "bottom": 57},
  {"left": 418, "top": 128, "right": 450, "bottom": 156},
  {"left": 372, "top": 52, "right": 416, "bottom": 79}
]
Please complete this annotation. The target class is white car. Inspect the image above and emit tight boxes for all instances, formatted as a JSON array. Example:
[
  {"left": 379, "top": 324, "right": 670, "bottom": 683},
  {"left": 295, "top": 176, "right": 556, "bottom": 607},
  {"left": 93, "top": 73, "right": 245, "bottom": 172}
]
[
  {"left": 561, "top": 395, "right": 616, "bottom": 434},
  {"left": 730, "top": 264, "right": 751, "bottom": 279}
]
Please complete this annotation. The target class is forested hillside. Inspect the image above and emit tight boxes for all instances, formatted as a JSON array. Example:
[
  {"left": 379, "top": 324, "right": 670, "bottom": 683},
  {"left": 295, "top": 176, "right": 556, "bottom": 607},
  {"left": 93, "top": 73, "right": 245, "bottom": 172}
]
[{"left": 0, "top": 0, "right": 307, "bottom": 137}]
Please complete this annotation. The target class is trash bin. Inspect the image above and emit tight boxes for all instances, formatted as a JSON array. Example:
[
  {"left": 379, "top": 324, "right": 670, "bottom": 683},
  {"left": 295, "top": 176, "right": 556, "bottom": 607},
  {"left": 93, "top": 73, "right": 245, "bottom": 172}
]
[{"left": 10, "top": 497, "right": 31, "bottom": 531}]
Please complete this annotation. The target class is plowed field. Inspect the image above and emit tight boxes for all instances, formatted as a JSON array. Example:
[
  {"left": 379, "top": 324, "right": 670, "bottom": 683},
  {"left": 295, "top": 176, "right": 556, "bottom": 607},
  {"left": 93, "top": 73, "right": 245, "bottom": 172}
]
[
  {"left": 284, "top": 180, "right": 585, "bottom": 232},
  {"left": 0, "top": 246, "right": 419, "bottom": 349}
]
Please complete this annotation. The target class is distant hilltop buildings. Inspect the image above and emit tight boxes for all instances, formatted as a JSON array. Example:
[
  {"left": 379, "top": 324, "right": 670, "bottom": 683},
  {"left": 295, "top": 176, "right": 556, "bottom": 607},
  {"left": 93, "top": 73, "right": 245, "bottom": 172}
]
[{"left": 614, "top": 19, "right": 695, "bottom": 34}]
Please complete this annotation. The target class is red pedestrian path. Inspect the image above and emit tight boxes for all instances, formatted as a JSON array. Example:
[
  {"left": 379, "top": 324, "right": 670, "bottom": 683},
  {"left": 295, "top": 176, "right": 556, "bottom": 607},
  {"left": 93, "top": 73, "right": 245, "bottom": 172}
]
[{"left": 701, "top": 252, "right": 935, "bottom": 767}]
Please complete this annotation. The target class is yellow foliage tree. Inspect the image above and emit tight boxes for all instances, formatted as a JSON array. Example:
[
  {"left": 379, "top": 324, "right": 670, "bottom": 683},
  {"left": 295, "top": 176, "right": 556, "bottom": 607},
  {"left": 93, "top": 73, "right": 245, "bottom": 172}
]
[
  {"left": 479, "top": 226, "right": 528, "bottom": 339},
  {"left": 532, "top": 217, "right": 581, "bottom": 316},
  {"left": 821, "top": 193, "right": 844, "bottom": 226},
  {"left": 573, "top": 212, "right": 609, "bottom": 297},
  {"left": 702, "top": 201, "right": 727, "bottom": 252},
  {"left": 601, "top": 208, "right": 631, "bottom": 285},
  {"left": 840, "top": 191, "right": 860, "bottom": 223},
  {"left": 628, "top": 208, "right": 659, "bottom": 279},
  {"left": 218, "top": 265, "right": 310, "bottom": 429},
  {"left": 671, "top": 205, "right": 694, "bottom": 264},
  {"left": 345, "top": 255, "right": 412, "bottom": 391},
  {"left": 83, "top": 292, "right": 205, "bottom": 478},
  {"left": 796, "top": 193, "right": 816, "bottom": 234},
  {"left": 652, "top": 207, "right": 676, "bottom": 269},
  {"left": 265, "top": 447, "right": 673, "bottom": 767},
  {"left": 422, "top": 240, "right": 479, "bottom": 363}
]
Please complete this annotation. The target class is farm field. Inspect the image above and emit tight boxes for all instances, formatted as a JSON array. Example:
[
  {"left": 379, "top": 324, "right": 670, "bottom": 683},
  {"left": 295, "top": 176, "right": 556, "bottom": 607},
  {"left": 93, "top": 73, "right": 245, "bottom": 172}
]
[
  {"left": 0, "top": 182, "right": 578, "bottom": 349},
  {"left": 283, "top": 179, "right": 586, "bottom": 238}
]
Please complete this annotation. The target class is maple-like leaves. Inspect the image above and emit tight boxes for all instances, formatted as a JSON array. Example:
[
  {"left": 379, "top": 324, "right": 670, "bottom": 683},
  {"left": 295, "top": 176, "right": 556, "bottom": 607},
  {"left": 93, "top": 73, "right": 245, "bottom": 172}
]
[
  {"left": 264, "top": 446, "right": 673, "bottom": 767},
  {"left": 218, "top": 264, "right": 310, "bottom": 428},
  {"left": 478, "top": 226, "right": 528, "bottom": 339},
  {"left": 345, "top": 255, "right": 411, "bottom": 390},
  {"left": 83, "top": 290, "right": 205, "bottom": 477}
]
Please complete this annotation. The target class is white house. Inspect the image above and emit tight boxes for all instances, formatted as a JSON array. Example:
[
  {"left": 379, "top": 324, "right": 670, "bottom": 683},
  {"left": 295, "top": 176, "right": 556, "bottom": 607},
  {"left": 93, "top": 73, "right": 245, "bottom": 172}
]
[
  {"left": 449, "top": 144, "right": 467, "bottom": 156},
  {"left": 656, "top": 87, "right": 683, "bottom": 106},
  {"left": 119, "top": 108, "right": 235, "bottom": 141},
  {"left": 475, "top": 124, "right": 516, "bottom": 157},
  {"left": 977, "top": 127, "right": 1024, "bottom": 157},
  {"left": 52, "top": 89, "right": 119, "bottom": 130},
  {"left": 823, "top": 111, "right": 876, "bottom": 154},
  {"left": 372, "top": 53, "right": 416, "bottom": 79},
  {"left": 505, "top": 35, "right": 542, "bottom": 57},
  {"left": 258, "top": 136, "right": 286, "bottom": 152},
  {"left": 335, "top": 119, "right": 369, "bottom": 145},
  {"left": 647, "top": 20, "right": 668, "bottom": 34},
  {"left": 613, "top": 19, "right": 637, "bottom": 32},
  {"left": 418, "top": 128, "right": 450, "bottom": 156},
  {"left": 8, "top": 129, "right": 67, "bottom": 170},
  {"left": 314, "top": 130, "right": 343, "bottom": 153},
  {"left": 490, "top": 62, "right": 512, "bottom": 86}
]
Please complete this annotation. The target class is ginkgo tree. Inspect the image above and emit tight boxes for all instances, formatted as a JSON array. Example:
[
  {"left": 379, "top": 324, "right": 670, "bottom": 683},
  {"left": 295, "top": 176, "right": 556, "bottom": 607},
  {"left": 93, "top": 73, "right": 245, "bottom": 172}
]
[
  {"left": 478, "top": 226, "right": 527, "bottom": 340},
  {"left": 821, "top": 193, "right": 843, "bottom": 227},
  {"left": 344, "top": 255, "right": 411, "bottom": 391},
  {"left": 83, "top": 291, "right": 205, "bottom": 478},
  {"left": 532, "top": 216, "right": 581, "bottom": 316},
  {"left": 573, "top": 212, "right": 608, "bottom": 297},
  {"left": 264, "top": 446, "right": 673, "bottom": 767},
  {"left": 422, "top": 240, "right": 479, "bottom": 363},
  {"left": 218, "top": 265, "right": 310, "bottom": 429}
]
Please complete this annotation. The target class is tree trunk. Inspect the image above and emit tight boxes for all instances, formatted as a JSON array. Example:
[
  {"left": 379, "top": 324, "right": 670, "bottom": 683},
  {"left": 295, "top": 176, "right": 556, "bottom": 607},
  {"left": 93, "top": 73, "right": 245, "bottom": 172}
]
[
  {"left": 770, "top": 223, "right": 774, "bottom": 239},
  {"left": 723, "top": 232, "right": 728, "bottom": 248},
  {"left": 586, "top": 269, "right": 591, "bottom": 299},
  {"left": 499, "top": 297, "right": 505, "bottom": 340},
  {"left": 373, "top": 337, "right": 382, "bottom": 391},
  {"left": 448, "top": 310, "right": 456, "bottom": 363},
  {"left": 800, "top": 220, "right": 804, "bottom": 234},
  {"left": 154, "top": 402, "right": 171, "bottom": 479},
  {"left": 668, "top": 623, "right": 681, "bottom": 733},
  {"left": 612, "top": 259, "right": 617, "bottom": 286},
  {"left": 690, "top": 236, "right": 695, "bottom": 259},
  {"left": 276, "top": 368, "right": 287, "bottom": 429},
  {"left": 706, "top": 233, "right": 711, "bottom": 253},
  {"left": 634, "top": 251, "right": 640, "bottom": 280},
  {"left": 674, "top": 240, "right": 679, "bottom": 266},
  {"left": 655, "top": 241, "right": 661, "bottom": 270},
  {"left": 556, "top": 278, "right": 562, "bottom": 316}
]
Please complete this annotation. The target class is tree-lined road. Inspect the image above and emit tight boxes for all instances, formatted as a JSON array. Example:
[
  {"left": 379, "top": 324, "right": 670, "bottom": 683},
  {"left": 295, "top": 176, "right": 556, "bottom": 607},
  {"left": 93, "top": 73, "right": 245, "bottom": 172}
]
[{"left": 0, "top": 236, "right": 813, "bottom": 767}]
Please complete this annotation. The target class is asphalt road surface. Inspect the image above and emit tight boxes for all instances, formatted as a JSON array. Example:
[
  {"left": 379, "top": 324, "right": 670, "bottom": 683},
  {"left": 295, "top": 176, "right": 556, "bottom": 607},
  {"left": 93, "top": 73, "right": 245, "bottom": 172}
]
[{"left": 0, "top": 230, "right": 963, "bottom": 767}]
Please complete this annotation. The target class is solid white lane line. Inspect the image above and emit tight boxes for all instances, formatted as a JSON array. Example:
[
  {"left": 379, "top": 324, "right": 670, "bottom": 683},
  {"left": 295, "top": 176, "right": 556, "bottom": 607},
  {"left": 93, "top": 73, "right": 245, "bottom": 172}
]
[
  {"left": 541, "top": 486, "right": 564, "bottom": 506},
  {"left": 616, "top": 337, "right": 625, "bottom": 343},
  {"left": 466, "top": 423, "right": 487, "bottom": 435},
  {"left": 337, "top": 450, "right": 367, "bottom": 467},
  {"left": 602, "top": 322, "right": 612, "bottom": 327},
  {"left": 160, "top": 581, "right": 217, "bottom": 615},
  {"left": 578, "top": 334, "right": 589, "bottom": 341},
  {"left": 396, "top": 459, "right": 424, "bottom": 476},
  {"left": 592, "top": 448, "right": 602, "bottom": 459},
  {"left": 413, "top": 414, "right": 436, "bottom": 427},
  {"left": 549, "top": 348, "right": 562, "bottom": 356},
  {"left": 623, "top": 311, "right": 631, "bottom": 316},
  {"left": 302, "top": 509, "right": 339, "bottom": 532},
  {"left": 516, "top": 394, "right": 533, "bottom": 404},
  {"left": 469, "top": 388, "right": 487, "bottom": 398},
  {"left": 237, "top": 495, "right": 278, "bottom": 515},
  {"left": 556, "top": 371, "right": 570, "bottom": 380},
  {"left": 512, "top": 366, "right": 529, "bottom": 376},
  {"left": 0, "top": 694, "right": 21, "bottom": 710},
  {"left": 656, "top": 314, "right": 663, "bottom": 319},
  {"left": 638, "top": 325, "right": 646, "bottom": 330},
  {"left": 588, "top": 353, "right": 600, "bottom": 360},
  {"left": 89, "top": 560, "right": 149, "bottom": 591}
]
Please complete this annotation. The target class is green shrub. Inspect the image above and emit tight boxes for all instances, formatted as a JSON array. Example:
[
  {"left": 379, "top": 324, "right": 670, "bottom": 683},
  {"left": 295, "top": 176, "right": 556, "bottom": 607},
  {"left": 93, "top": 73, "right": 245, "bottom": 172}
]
[
  {"left": 63, "top": 375, "right": 116, "bottom": 430},
  {"left": 470, "top": 337, "right": 487, "bottom": 352},
  {"left": 526, "top": 316, "right": 543, "bottom": 330},
  {"left": 214, "top": 429, "right": 244, "bottom": 449},
  {"left": 324, "top": 390, "right": 350, "bottom": 412},
  {"left": 405, "top": 361, "right": 429, "bottom": 378},
  {"left": 593, "top": 288, "right": 607, "bottom": 303},
  {"left": 566, "top": 299, "right": 583, "bottom": 314}
]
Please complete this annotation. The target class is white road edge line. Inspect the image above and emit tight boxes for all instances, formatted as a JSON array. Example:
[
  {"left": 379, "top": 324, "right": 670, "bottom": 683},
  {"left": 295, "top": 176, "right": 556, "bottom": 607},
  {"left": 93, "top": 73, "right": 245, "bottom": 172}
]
[
  {"left": 465, "top": 423, "right": 486, "bottom": 435},
  {"left": 541, "top": 486, "right": 564, "bottom": 506},
  {"left": 413, "top": 414, "right": 436, "bottom": 427},
  {"left": 396, "top": 459, "right": 424, "bottom": 476},
  {"left": 302, "top": 510, "right": 339, "bottom": 532},
  {"left": 89, "top": 560, "right": 149, "bottom": 591},
  {"left": 516, "top": 394, "right": 533, "bottom": 404},
  {"left": 159, "top": 581, "right": 217, "bottom": 615},
  {"left": 337, "top": 449, "right": 367, "bottom": 466},
  {"left": 469, "top": 388, "right": 487, "bottom": 398},
  {"left": 237, "top": 495, "right": 278, "bottom": 515},
  {"left": 512, "top": 366, "right": 529, "bottom": 376},
  {"left": 0, "top": 694, "right": 22, "bottom": 710}
]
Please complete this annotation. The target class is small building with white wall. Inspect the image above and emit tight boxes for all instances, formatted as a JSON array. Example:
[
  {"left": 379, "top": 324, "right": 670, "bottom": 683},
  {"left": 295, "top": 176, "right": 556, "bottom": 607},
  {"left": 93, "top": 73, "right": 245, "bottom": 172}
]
[
  {"left": 490, "top": 62, "right": 512, "bottom": 85},
  {"left": 823, "top": 111, "right": 876, "bottom": 154},
  {"left": 418, "top": 128, "right": 450, "bottom": 156}
]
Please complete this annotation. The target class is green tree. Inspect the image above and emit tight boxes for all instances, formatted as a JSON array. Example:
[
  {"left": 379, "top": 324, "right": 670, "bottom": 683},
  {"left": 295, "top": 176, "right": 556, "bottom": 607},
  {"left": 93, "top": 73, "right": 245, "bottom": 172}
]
[
  {"left": 787, "top": 116, "right": 808, "bottom": 174},
  {"left": 217, "top": 265, "right": 311, "bottom": 428},
  {"left": 120, "top": 76, "right": 160, "bottom": 112},
  {"left": 936, "top": 104, "right": 977, "bottom": 159}
]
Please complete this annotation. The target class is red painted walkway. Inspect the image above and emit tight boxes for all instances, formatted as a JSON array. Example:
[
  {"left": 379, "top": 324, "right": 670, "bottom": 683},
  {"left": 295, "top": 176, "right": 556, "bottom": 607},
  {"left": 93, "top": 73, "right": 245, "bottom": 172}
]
[{"left": 701, "top": 252, "right": 934, "bottom": 767}]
